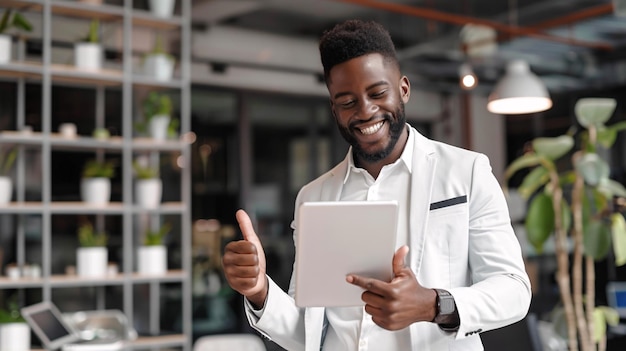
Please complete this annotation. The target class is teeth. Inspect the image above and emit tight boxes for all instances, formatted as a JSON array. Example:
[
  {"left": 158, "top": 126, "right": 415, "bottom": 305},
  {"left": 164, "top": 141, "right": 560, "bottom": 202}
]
[{"left": 360, "top": 121, "right": 384, "bottom": 135}]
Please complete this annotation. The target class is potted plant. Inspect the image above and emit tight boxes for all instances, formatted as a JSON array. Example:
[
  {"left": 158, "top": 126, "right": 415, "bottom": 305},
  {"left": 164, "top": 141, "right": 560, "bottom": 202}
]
[
  {"left": 0, "top": 9, "right": 32, "bottom": 64},
  {"left": 148, "top": 0, "right": 176, "bottom": 19},
  {"left": 505, "top": 97, "right": 626, "bottom": 351},
  {"left": 76, "top": 221, "right": 108, "bottom": 277},
  {"left": 75, "top": 19, "right": 101, "bottom": 70},
  {"left": 81, "top": 159, "right": 115, "bottom": 205},
  {"left": 143, "top": 34, "right": 175, "bottom": 81},
  {"left": 140, "top": 91, "right": 173, "bottom": 141},
  {"left": 0, "top": 146, "right": 17, "bottom": 205},
  {"left": 0, "top": 299, "right": 30, "bottom": 351},
  {"left": 133, "top": 159, "right": 162, "bottom": 208},
  {"left": 138, "top": 222, "right": 171, "bottom": 275}
]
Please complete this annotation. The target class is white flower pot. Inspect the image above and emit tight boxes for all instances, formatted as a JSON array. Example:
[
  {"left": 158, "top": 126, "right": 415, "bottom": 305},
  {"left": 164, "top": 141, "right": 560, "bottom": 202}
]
[
  {"left": 138, "top": 245, "right": 167, "bottom": 275},
  {"left": 77, "top": 247, "right": 108, "bottom": 277},
  {"left": 149, "top": 0, "right": 176, "bottom": 18},
  {"left": 0, "top": 322, "right": 30, "bottom": 351},
  {"left": 0, "top": 176, "right": 12, "bottom": 205},
  {"left": 135, "top": 178, "right": 162, "bottom": 208},
  {"left": 143, "top": 54, "right": 174, "bottom": 81},
  {"left": 74, "top": 42, "right": 102, "bottom": 70},
  {"left": 149, "top": 114, "right": 171, "bottom": 141},
  {"left": 0, "top": 34, "right": 11, "bottom": 64},
  {"left": 81, "top": 177, "right": 111, "bottom": 205}
]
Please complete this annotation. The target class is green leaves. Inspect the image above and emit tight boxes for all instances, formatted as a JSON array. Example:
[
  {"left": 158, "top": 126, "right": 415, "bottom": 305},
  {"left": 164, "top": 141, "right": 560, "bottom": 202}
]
[
  {"left": 575, "top": 98, "right": 616, "bottom": 128},
  {"left": 583, "top": 219, "right": 611, "bottom": 260},
  {"left": 611, "top": 214, "right": 626, "bottom": 267},
  {"left": 78, "top": 222, "right": 108, "bottom": 247},
  {"left": 593, "top": 307, "right": 620, "bottom": 342},
  {"left": 82, "top": 159, "right": 115, "bottom": 178},
  {"left": 0, "top": 9, "right": 33, "bottom": 34},
  {"left": 532, "top": 135, "right": 574, "bottom": 160},
  {"left": 575, "top": 153, "right": 609, "bottom": 186}
]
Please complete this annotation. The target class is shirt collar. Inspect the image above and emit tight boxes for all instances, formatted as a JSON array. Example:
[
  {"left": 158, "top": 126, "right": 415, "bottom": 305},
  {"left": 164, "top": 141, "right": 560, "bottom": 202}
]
[{"left": 343, "top": 124, "right": 414, "bottom": 184}]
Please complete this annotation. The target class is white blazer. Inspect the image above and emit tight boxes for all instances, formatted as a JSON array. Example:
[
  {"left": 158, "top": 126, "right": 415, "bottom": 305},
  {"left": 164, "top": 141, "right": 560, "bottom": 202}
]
[{"left": 245, "top": 126, "right": 531, "bottom": 351}]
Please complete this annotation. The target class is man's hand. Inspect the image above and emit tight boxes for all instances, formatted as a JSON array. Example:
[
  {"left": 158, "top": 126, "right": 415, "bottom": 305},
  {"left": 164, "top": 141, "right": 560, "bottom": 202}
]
[
  {"left": 222, "top": 209, "right": 268, "bottom": 308},
  {"left": 346, "top": 245, "right": 437, "bottom": 330}
]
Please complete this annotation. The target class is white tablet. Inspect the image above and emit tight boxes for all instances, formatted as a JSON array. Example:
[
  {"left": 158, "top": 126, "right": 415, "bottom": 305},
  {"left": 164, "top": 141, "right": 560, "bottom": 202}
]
[
  {"left": 294, "top": 200, "right": 399, "bottom": 307},
  {"left": 21, "top": 301, "right": 81, "bottom": 350}
]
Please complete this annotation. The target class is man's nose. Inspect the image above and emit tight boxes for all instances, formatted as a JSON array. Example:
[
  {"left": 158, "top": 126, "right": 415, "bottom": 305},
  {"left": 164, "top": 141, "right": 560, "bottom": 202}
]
[{"left": 357, "top": 98, "right": 379, "bottom": 120}]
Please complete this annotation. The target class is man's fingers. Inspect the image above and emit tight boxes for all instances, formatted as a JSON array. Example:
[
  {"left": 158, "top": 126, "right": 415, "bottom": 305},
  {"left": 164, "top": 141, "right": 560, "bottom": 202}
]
[
  {"left": 347, "top": 274, "right": 383, "bottom": 294},
  {"left": 393, "top": 245, "right": 409, "bottom": 275}
]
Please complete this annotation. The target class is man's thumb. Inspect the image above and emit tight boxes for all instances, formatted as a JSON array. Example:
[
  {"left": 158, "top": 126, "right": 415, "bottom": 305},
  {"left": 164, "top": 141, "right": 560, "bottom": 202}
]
[
  {"left": 392, "top": 245, "right": 409, "bottom": 274},
  {"left": 236, "top": 209, "right": 260, "bottom": 244}
]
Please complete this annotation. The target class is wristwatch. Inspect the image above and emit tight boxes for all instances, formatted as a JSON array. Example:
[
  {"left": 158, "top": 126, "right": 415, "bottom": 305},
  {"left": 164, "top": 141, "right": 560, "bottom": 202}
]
[{"left": 433, "top": 288, "right": 456, "bottom": 324}]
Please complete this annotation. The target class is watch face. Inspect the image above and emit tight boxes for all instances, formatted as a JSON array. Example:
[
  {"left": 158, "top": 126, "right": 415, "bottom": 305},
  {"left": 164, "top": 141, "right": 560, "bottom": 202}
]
[{"left": 440, "top": 296, "right": 455, "bottom": 314}]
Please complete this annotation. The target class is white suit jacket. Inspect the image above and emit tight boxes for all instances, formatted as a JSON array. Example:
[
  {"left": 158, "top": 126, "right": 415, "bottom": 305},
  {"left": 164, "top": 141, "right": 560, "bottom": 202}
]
[{"left": 245, "top": 126, "right": 532, "bottom": 351}]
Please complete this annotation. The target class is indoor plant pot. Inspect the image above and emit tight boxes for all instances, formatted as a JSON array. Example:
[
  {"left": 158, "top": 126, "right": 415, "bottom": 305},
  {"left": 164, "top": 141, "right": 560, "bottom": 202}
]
[
  {"left": 143, "top": 35, "right": 175, "bottom": 81},
  {"left": 133, "top": 159, "right": 162, "bottom": 208},
  {"left": 0, "top": 9, "right": 32, "bottom": 64},
  {"left": 76, "top": 222, "right": 108, "bottom": 277},
  {"left": 137, "top": 223, "right": 170, "bottom": 275},
  {"left": 140, "top": 91, "right": 173, "bottom": 141},
  {"left": 148, "top": 0, "right": 176, "bottom": 18},
  {"left": 0, "top": 146, "right": 17, "bottom": 205},
  {"left": 80, "top": 159, "right": 115, "bottom": 205},
  {"left": 75, "top": 19, "right": 102, "bottom": 70},
  {"left": 0, "top": 300, "right": 30, "bottom": 351}
]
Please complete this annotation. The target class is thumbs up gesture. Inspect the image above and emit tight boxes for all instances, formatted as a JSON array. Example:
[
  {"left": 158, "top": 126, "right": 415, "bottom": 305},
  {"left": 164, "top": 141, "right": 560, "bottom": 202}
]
[
  {"left": 346, "top": 245, "right": 438, "bottom": 330},
  {"left": 222, "top": 209, "right": 268, "bottom": 308}
]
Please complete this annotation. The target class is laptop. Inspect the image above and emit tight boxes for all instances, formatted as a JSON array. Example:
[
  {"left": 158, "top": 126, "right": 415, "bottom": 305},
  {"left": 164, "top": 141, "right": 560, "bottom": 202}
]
[{"left": 21, "top": 301, "right": 124, "bottom": 351}]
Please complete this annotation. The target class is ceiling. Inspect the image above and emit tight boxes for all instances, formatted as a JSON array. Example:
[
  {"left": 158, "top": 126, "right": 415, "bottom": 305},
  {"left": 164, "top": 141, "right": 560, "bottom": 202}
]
[{"left": 188, "top": 0, "right": 626, "bottom": 95}]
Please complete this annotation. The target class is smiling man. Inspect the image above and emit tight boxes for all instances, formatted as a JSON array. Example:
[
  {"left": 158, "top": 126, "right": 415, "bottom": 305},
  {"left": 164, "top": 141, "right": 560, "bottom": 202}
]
[{"left": 222, "top": 19, "right": 531, "bottom": 350}]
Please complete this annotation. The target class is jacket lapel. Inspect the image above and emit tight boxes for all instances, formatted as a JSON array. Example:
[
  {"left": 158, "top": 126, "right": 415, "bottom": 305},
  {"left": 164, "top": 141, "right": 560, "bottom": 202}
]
[{"left": 408, "top": 130, "right": 437, "bottom": 276}]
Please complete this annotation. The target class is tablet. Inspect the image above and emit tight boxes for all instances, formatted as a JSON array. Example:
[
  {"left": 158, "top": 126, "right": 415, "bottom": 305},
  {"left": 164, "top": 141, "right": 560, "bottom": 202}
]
[
  {"left": 294, "top": 200, "right": 399, "bottom": 307},
  {"left": 21, "top": 301, "right": 81, "bottom": 350}
]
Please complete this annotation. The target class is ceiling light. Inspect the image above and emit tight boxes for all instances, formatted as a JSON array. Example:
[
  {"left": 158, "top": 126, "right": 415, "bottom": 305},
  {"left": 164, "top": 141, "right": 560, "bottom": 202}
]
[
  {"left": 487, "top": 60, "right": 552, "bottom": 115},
  {"left": 459, "top": 63, "right": 478, "bottom": 90}
]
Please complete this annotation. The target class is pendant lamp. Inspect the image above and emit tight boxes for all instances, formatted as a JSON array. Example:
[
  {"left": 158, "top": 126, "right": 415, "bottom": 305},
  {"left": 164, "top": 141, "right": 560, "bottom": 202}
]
[{"left": 487, "top": 60, "right": 552, "bottom": 115}]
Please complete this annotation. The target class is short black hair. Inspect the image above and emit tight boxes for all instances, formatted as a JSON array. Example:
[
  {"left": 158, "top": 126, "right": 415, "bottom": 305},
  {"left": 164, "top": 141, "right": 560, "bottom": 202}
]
[{"left": 319, "top": 19, "right": 399, "bottom": 80}]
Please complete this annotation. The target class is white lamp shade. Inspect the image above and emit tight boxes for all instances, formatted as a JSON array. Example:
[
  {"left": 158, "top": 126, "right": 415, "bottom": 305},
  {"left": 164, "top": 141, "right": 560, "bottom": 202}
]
[{"left": 487, "top": 60, "right": 553, "bottom": 115}]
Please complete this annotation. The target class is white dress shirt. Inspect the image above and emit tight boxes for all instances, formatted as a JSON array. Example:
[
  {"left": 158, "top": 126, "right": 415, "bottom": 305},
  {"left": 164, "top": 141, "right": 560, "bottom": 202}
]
[{"left": 322, "top": 127, "right": 415, "bottom": 351}]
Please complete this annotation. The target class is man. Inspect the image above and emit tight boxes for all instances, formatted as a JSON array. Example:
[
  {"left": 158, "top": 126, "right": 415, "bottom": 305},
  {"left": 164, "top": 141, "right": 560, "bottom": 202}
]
[{"left": 222, "top": 19, "right": 531, "bottom": 350}]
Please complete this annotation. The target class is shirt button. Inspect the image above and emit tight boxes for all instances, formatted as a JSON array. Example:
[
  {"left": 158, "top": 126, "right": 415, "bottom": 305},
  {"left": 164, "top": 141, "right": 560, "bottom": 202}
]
[{"left": 359, "top": 339, "right": 368, "bottom": 349}]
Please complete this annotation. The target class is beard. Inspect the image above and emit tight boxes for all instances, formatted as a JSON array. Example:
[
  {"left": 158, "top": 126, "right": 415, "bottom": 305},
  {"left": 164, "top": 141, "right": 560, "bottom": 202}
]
[{"left": 336, "top": 102, "right": 406, "bottom": 164}]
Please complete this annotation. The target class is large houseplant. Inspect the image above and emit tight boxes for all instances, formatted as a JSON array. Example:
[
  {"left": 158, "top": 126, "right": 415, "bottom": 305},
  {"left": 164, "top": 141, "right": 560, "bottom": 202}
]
[
  {"left": 81, "top": 159, "right": 115, "bottom": 205},
  {"left": 0, "top": 146, "right": 17, "bottom": 204},
  {"left": 76, "top": 221, "right": 108, "bottom": 277},
  {"left": 0, "top": 9, "right": 32, "bottom": 63},
  {"left": 505, "top": 97, "right": 626, "bottom": 351}
]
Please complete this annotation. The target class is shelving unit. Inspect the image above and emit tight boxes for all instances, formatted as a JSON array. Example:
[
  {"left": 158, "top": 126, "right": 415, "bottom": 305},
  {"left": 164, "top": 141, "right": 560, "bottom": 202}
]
[{"left": 0, "top": 0, "right": 192, "bottom": 350}]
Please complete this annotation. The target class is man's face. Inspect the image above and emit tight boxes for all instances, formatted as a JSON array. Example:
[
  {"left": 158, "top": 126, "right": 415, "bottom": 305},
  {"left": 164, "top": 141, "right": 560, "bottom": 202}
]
[{"left": 327, "top": 53, "right": 410, "bottom": 165}]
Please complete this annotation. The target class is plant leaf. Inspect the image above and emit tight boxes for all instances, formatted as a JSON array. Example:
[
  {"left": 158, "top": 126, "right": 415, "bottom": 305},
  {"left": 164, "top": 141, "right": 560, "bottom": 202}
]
[
  {"left": 532, "top": 135, "right": 574, "bottom": 160},
  {"left": 597, "top": 178, "right": 626, "bottom": 199},
  {"left": 593, "top": 308, "right": 607, "bottom": 343},
  {"left": 575, "top": 153, "right": 609, "bottom": 186},
  {"left": 575, "top": 98, "right": 616, "bottom": 128},
  {"left": 583, "top": 219, "right": 611, "bottom": 260},
  {"left": 525, "top": 193, "right": 555, "bottom": 253},
  {"left": 11, "top": 12, "right": 32, "bottom": 32},
  {"left": 518, "top": 166, "right": 550, "bottom": 199},
  {"left": 611, "top": 214, "right": 626, "bottom": 266}
]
